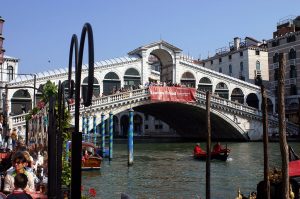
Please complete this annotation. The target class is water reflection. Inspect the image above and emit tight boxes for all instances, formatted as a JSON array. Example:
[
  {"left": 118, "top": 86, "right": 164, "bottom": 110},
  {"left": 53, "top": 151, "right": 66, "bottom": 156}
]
[{"left": 82, "top": 142, "right": 299, "bottom": 199}]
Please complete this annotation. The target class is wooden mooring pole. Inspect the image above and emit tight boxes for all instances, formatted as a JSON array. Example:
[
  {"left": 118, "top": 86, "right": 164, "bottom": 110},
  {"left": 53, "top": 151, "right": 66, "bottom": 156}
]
[
  {"left": 261, "top": 85, "right": 270, "bottom": 199},
  {"left": 278, "top": 53, "right": 289, "bottom": 198},
  {"left": 206, "top": 91, "right": 211, "bottom": 199}
]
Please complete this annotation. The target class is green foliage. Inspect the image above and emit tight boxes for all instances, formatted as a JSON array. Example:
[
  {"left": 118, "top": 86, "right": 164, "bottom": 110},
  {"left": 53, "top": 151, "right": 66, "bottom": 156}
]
[{"left": 42, "top": 80, "right": 58, "bottom": 103}]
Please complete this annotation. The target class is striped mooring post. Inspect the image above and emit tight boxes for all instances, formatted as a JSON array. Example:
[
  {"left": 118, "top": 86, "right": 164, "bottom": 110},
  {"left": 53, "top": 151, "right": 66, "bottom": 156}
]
[
  {"left": 82, "top": 114, "right": 86, "bottom": 141},
  {"left": 86, "top": 114, "right": 90, "bottom": 142},
  {"left": 128, "top": 108, "right": 134, "bottom": 166},
  {"left": 93, "top": 114, "right": 97, "bottom": 145},
  {"left": 109, "top": 111, "right": 113, "bottom": 161},
  {"left": 101, "top": 113, "right": 105, "bottom": 158}
]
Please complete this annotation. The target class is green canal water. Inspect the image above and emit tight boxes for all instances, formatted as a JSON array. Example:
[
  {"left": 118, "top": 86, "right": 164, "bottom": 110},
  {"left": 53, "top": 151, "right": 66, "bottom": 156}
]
[{"left": 82, "top": 142, "right": 300, "bottom": 199}]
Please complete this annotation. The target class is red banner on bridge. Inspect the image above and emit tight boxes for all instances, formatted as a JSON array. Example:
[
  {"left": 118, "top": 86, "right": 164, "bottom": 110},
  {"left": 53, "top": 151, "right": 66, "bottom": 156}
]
[{"left": 149, "top": 86, "right": 196, "bottom": 102}]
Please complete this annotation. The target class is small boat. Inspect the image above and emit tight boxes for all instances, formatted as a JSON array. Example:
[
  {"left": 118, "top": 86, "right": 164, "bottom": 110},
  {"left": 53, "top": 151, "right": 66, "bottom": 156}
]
[
  {"left": 66, "top": 141, "right": 102, "bottom": 170},
  {"left": 194, "top": 149, "right": 230, "bottom": 161},
  {"left": 81, "top": 142, "right": 102, "bottom": 170},
  {"left": 289, "top": 146, "right": 300, "bottom": 177}
]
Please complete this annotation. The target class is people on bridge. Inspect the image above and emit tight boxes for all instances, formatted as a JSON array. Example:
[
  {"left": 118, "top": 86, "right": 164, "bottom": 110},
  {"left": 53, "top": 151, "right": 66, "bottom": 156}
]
[{"left": 194, "top": 143, "right": 205, "bottom": 155}]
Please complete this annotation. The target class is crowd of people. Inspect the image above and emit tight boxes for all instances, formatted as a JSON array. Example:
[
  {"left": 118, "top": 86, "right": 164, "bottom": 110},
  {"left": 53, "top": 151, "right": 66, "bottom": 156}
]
[{"left": 0, "top": 115, "right": 47, "bottom": 198}]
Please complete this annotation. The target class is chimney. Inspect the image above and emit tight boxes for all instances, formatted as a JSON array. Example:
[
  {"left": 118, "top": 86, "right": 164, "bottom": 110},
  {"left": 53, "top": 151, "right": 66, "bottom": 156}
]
[{"left": 234, "top": 37, "right": 241, "bottom": 50}]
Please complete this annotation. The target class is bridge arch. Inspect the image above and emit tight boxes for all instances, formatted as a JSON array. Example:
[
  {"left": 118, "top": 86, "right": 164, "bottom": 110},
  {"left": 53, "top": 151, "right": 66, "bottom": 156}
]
[
  {"left": 215, "top": 82, "right": 229, "bottom": 99},
  {"left": 231, "top": 88, "right": 244, "bottom": 104},
  {"left": 198, "top": 77, "right": 213, "bottom": 92},
  {"left": 148, "top": 48, "right": 174, "bottom": 83},
  {"left": 180, "top": 71, "right": 196, "bottom": 87},
  {"left": 82, "top": 76, "right": 100, "bottom": 98},
  {"left": 11, "top": 89, "right": 32, "bottom": 115},
  {"left": 128, "top": 101, "right": 247, "bottom": 140},
  {"left": 103, "top": 71, "right": 121, "bottom": 95},
  {"left": 124, "top": 68, "right": 141, "bottom": 89},
  {"left": 246, "top": 93, "right": 259, "bottom": 109}
]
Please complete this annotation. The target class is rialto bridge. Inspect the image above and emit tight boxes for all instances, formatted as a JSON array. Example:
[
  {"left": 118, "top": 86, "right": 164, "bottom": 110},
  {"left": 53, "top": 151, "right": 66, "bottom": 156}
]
[{"left": 5, "top": 40, "right": 298, "bottom": 140}]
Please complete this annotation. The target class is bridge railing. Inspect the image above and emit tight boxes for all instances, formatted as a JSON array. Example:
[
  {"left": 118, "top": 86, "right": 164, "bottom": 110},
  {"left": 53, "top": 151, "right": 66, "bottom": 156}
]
[
  {"left": 196, "top": 90, "right": 260, "bottom": 115},
  {"left": 69, "top": 88, "right": 150, "bottom": 112}
]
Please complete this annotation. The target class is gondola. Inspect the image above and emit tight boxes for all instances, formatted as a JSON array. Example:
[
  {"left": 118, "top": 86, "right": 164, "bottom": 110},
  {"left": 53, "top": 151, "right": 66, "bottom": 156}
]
[
  {"left": 193, "top": 149, "right": 230, "bottom": 161},
  {"left": 289, "top": 146, "right": 300, "bottom": 177}
]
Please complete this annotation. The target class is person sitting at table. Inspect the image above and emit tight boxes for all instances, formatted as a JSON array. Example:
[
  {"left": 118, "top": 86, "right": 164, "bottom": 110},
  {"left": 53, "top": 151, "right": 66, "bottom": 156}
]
[
  {"left": 6, "top": 173, "right": 33, "bottom": 199},
  {"left": 3, "top": 151, "right": 35, "bottom": 194}
]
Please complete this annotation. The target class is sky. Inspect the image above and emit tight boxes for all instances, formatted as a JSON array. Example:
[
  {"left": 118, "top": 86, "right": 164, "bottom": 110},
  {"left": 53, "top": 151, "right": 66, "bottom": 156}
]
[{"left": 2, "top": 0, "right": 300, "bottom": 74}]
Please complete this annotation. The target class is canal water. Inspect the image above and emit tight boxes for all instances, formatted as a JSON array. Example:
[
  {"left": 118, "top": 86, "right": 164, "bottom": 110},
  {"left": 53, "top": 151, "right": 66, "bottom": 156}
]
[{"left": 82, "top": 142, "right": 300, "bottom": 199}]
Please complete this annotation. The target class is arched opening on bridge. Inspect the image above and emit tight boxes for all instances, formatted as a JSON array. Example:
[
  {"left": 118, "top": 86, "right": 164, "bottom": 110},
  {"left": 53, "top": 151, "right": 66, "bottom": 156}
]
[
  {"left": 149, "top": 49, "right": 173, "bottom": 84},
  {"left": 113, "top": 115, "right": 119, "bottom": 136},
  {"left": 82, "top": 77, "right": 100, "bottom": 100},
  {"left": 124, "top": 68, "right": 141, "bottom": 89},
  {"left": 180, "top": 72, "right": 195, "bottom": 88},
  {"left": 231, "top": 88, "right": 244, "bottom": 104},
  {"left": 103, "top": 72, "right": 121, "bottom": 95},
  {"left": 215, "top": 82, "right": 229, "bottom": 99},
  {"left": 11, "top": 89, "right": 32, "bottom": 115},
  {"left": 134, "top": 114, "right": 143, "bottom": 135},
  {"left": 246, "top": 93, "right": 259, "bottom": 109},
  {"left": 198, "top": 77, "right": 212, "bottom": 92},
  {"left": 62, "top": 80, "right": 75, "bottom": 97},
  {"left": 120, "top": 115, "right": 129, "bottom": 137}
]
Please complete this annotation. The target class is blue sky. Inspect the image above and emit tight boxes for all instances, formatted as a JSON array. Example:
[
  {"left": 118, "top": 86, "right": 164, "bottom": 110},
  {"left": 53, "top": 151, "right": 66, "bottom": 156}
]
[{"left": 2, "top": 0, "right": 300, "bottom": 74}]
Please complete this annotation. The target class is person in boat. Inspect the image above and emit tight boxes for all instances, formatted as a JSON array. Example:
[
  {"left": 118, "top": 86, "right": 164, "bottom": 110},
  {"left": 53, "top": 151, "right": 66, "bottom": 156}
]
[
  {"left": 212, "top": 142, "right": 230, "bottom": 153},
  {"left": 194, "top": 143, "right": 205, "bottom": 155}
]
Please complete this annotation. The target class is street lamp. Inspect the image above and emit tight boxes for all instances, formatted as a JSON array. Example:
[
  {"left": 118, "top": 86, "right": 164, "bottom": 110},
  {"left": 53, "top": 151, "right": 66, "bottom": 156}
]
[{"left": 0, "top": 16, "right": 5, "bottom": 65}]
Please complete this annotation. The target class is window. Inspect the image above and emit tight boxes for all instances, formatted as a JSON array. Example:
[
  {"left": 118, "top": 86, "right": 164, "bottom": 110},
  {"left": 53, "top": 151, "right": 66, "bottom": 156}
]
[
  {"left": 290, "top": 84, "right": 297, "bottom": 95},
  {"left": 240, "top": 51, "right": 243, "bottom": 57},
  {"left": 273, "top": 53, "right": 279, "bottom": 63},
  {"left": 228, "top": 55, "right": 232, "bottom": 60},
  {"left": 287, "top": 35, "right": 296, "bottom": 43},
  {"left": 145, "top": 114, "right": 149, "bottom": 121},
  {"left": 145, "top": 125, "right": 148, "bottom": 129},
  {"left": 274, "top": 69, "right": 279, "bottom": 81},
  {"left": 229, "top": 64, "right": 232, "bottom": 74},
  {"left": 290, "top": 65, "right": 297, "bottom": 78},
  {"left": 272, "top": 40, "right": 279, "bottom": 47},
  {"left": 288, "top": 48, "right": 296, "bottom": 60},
  {"left": 219, "top": 58, "right": 222, "bottom": 63},
  {"left": 210, "top": 60, "right": 213, "bottom": 65},
  {"left": 255, "top": 50, "right": 260, "bottom": 55},
  {"left": 256, "top": 61, "right": 260, "bottom": 70},
  {"left": 8, "top": 65, "right": 14, "bottom": 81},
  {"left": 219, "top": 67, "right": 222, "bottom": 73},
  {"left": 240, "top": 62, "right": 243, "bottom": 71},
  {"left": 275, "top": 86, "right": 278, "bottom": 95}
]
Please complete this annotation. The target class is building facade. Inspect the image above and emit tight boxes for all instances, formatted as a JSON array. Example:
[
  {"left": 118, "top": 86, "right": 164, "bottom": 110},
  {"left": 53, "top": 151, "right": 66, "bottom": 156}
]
[
  {"left": 201, "top": 37, "right": 268, "bottom": 86},
  {"left": 267, "top": 16, "right": 300, "bottom": 123},
  {"left": 0, "top": 55, "right": 19, "bottom": 112}
]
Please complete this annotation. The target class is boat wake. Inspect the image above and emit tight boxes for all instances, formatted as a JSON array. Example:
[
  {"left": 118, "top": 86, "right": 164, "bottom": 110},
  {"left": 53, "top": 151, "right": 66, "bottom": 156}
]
[{"left": 227, "top": 157, "right": 233, "bottom": 161}]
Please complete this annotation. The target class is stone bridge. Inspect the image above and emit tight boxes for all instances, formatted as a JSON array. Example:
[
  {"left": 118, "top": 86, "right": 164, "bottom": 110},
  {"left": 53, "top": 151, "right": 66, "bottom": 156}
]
[{"left": 11, "top": 88, "right": 298, "bottom": 141}]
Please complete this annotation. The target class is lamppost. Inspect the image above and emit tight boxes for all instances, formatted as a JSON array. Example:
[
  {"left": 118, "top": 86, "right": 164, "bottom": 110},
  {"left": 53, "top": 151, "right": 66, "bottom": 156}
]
[{"left": 0, "top": 16, "right": 5, "bottom": 65}]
